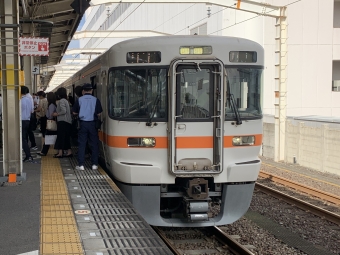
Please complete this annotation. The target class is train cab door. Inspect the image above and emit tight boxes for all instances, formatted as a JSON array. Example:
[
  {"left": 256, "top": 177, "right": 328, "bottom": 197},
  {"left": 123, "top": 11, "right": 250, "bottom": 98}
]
[{"left": 169, "top": 59, "right": 225, "bottom": 175}]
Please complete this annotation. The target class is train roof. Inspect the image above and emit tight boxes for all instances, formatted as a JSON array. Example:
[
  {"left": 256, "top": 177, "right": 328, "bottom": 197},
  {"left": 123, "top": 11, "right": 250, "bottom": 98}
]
[
  {"left": 107, "top": 35, "right": 264, "bottom": 66},
  {"left": 53, "top": 35, "right": 264, "bottom": 91},
  {"left": 115, "top": 35, "right": 263, "bottom": 50}
]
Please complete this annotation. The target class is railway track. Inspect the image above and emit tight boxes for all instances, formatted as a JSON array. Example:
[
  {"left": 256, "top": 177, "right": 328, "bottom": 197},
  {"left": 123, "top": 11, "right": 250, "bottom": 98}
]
[
  {"left": 256, "top": 172, "right": 340, "bottom": 225},
  {"left": 153, "top": 226, "right": 255, "bottom": 255},
  {"left": 258, "top": 171, "right": 340, "bottom": 205}
]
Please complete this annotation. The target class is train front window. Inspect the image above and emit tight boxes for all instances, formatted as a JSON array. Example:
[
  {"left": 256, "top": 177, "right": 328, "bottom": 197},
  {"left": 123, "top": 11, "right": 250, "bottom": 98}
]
[
  {"left": 225, "top": 67, "right": 263, "bottom": 120},
  {"left": 177, "top": 66, "right": 212, "bottom": 120},
  {"left": 108, "top": 68, "right": 167, "bottom": 120}
]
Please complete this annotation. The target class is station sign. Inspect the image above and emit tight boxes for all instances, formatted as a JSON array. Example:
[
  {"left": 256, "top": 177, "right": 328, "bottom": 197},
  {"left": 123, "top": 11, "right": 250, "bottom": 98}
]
[
  {"left": 32, "top": 66, "right": 39, "bottom": 74},
  {"left": 19, "top": 37, "right": 49, "bottom": 56}
]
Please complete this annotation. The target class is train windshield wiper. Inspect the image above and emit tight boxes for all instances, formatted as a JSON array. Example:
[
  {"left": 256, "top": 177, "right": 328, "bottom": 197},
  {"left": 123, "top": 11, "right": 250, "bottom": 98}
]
[
  {"left": 229, "top": 94, "right": 242, "bottom": 125},
  {"left": 146, "top": 94, "right": 161, "bottom": 126}
]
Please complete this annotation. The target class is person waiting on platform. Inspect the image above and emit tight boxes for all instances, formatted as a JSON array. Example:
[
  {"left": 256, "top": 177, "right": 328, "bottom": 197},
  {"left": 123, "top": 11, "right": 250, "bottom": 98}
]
[
  {"left": 52, "top": 87, "right": 73, "bottom": 158},
  {"left": 35, "top": 91, "right": 48, "bottom": 145},
  {"left": 37, "top": 92, "right": 57, "bottom": 156},
  {"left": 72, "top": 83, "right": 103, "bottom": 171},
  {"left": 21, "top": 86, "right": 34, "bottom": 162}
]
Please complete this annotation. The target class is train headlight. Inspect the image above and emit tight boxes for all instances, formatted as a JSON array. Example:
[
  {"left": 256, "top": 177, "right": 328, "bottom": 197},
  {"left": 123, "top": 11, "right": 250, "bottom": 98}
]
[
  {"left": 127, "top": 137, "right": 156, "bottom": 147},
  {"left": 179, "top": 46, "right": 212, "bottom": 55},
  {"left": 232, "top": 136, "right": 255, "bottom": 146},
  {"left": 141, "top": 138, "right": 156, "bottom": 147}
]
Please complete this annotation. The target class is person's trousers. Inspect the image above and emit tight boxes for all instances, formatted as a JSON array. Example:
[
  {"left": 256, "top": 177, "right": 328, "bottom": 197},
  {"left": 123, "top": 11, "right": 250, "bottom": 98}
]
[
  {"left": 77, "top": 121, "right": 99, "bottom": 166},
  {"left": 22, "top": 120, "right": 31, "bottom": 158},
  {"left": 40, "top": 116, "right": 47, "bottom": 137}
]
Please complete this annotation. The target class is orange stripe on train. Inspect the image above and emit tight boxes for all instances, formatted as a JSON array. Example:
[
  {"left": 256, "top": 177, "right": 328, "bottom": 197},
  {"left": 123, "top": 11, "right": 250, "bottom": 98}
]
[{"left": 99, "top": 132, "right": 262, "bottom": 148}]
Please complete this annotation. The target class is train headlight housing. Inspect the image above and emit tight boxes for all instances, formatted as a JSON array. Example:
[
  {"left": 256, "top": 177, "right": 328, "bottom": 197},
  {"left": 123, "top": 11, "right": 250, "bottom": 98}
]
[
  {"left": 141, "top": 138, "right": 155, "bottom": 147},
  {"left": 127, "top": 137, "right": 156, "bottom": 147},
  {"left": 179, "top": 46, "right": 212, "bottom": 55},
  {"left": 232, "top": 136, "right": 255, "bottom": 146}
]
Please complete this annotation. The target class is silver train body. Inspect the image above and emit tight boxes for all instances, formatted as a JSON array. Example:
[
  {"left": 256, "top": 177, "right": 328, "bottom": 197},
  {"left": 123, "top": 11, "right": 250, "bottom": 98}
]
[{"left": 56, "top": 35, "right": 264, "bottom": 227}]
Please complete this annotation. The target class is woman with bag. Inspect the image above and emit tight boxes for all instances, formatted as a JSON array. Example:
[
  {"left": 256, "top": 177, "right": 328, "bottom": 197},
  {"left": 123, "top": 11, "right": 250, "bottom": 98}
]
[
  {"left": 35, "top": 91, "right": 48, "bottom": 145},
  {"left": 52, "top": 87, "right": 73, "bottom": 158},
  {"left": 37, "top": 92, "right": 57, "bottom": 156}
]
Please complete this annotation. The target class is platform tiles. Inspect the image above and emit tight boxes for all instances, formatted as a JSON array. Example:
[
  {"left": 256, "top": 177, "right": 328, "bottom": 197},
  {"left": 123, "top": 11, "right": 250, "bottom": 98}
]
[{"left": 43, "top": 156, "right": 173, "bottom": 255}]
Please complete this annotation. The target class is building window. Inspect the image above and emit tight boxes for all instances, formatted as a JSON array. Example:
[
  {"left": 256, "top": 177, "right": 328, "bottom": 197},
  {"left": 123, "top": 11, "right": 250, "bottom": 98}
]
[
  {"left": 332, "top": 61, "right": 340, "bottom": 91},
  {"left": 334, "top": 0, "right": 340, "bottom": 28},
  {"left": 190, "top": 23, "right": 207, "bottom": 35}
]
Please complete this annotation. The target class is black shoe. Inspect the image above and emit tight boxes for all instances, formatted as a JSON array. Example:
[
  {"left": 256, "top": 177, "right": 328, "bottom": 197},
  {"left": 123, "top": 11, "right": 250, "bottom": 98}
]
[
  {"left": 23, "top": 156, "right": 33, "bottom": 162},
  {"left": 37, "top": 152, "right": 46, "bottom": 156}
]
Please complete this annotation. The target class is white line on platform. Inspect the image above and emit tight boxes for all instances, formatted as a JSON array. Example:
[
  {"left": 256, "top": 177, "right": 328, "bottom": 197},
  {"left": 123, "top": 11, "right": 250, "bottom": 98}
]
[{"left": 17, "top": 251, "right": 39, "bottom": 255}]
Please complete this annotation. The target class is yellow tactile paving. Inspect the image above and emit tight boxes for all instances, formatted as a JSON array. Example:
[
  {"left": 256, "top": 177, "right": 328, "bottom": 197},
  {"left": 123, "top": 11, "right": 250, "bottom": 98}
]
[
  {"left": 42, "top": 205, "right": 73, "bottom": 211},
  {"left": 40, "top": 155, "right": 84, "bottom": 254},
  {"left": 42, "top": 217, "right": 76, "bottom": 225},
  {"left": 42, "top": 224, "right": 78, "bottom": 233},
  {"left": 41, "top": 243, "right": 83, "bottom": 254}
]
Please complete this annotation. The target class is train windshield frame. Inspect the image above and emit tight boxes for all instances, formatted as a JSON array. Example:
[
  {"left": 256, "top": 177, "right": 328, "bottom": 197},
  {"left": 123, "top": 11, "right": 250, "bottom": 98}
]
[
  {"left": 225, "top": 65, "right": 263, "bottom": 120},
  {"left": 108, "top": 66, "right": 168, "bottom": 121}
]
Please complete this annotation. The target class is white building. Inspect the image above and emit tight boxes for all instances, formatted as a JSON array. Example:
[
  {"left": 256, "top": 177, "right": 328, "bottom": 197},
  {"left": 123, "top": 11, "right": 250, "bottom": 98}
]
[{"left": 55, "top": 0, "right": 340, "bottom": 174}]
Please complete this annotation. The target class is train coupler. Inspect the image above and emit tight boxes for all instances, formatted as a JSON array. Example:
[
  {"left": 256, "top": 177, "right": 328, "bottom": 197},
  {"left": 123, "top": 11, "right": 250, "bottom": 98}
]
[{"left": 183, "top": 197, "right": 211, "bottom": 221}]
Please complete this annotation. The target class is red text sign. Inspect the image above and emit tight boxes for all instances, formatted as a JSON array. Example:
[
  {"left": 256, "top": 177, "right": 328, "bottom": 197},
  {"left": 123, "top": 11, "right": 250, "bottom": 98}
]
[{"left": 19, "top": 37, "right": 49, "bottom": 56}]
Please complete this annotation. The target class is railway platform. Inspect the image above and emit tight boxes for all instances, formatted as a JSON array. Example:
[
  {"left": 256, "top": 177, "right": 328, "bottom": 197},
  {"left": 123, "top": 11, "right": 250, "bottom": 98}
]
[
  {"left": 1, "top": 132, "right": 339, "bottom": 255},
  {"left": 0, "top": 133, "right": 172, "bottom": 255}
]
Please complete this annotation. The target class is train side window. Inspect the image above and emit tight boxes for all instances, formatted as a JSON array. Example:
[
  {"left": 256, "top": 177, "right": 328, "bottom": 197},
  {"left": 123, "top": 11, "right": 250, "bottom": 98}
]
[
  {"left": 225, "top": 67, "right": 263, "bottom": 119},
  {"left": 108, "top": 68, "right": 167, "bottom": 120}
]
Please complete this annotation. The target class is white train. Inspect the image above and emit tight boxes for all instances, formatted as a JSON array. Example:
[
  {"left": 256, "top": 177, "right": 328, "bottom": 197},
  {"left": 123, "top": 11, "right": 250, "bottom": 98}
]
[{"left": 55, "top": 35, "right": 264, "bottom": 227}]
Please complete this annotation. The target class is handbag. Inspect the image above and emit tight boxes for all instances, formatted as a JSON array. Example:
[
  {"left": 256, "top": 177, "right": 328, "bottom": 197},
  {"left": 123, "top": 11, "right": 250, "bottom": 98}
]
[
  {"left": 45, "top": 135, "right": 57, "bottom": 145},
  {"left": 46, "top": 119, "right": 57, "bottom": 131}
]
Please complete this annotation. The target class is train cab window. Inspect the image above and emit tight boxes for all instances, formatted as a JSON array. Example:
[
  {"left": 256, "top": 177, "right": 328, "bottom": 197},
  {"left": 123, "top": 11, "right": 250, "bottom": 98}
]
[
  {"left": 108, "top": 68, "right": 167, "bottom": 120},
  {"left": 225, "top": 67, "right": 263, "bottom": 120},
  {"left": 178, "top": 67, "right": 211, "bottom": 119}
]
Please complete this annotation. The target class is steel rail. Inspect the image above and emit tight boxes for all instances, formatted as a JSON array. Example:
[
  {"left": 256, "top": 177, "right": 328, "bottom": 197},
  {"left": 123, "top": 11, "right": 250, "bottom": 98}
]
[
  {"left": 258, "top": 171, "right": 340, "bottom": 205},
  {"left": 152, "top": 227, "right": 181, "bottom": 255},
  {"left": 255, "top": 183, "right": 340, "bottom": 225},
  {"left": 208, "top": 226, "right": 255, "bottom": 255}
]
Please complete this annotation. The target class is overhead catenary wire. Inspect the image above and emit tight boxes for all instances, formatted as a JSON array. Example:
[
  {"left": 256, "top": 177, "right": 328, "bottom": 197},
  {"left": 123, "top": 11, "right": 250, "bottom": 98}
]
[{"left": 48, "top": 0, "right": 302, "bottom": 89}]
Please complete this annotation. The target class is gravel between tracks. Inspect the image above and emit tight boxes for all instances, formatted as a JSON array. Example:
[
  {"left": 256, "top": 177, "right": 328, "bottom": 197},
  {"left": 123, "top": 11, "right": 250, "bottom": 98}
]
[
  {"left": 249, "top": 191, "right": 340, "bottom": 254},
  {"left": 247, "top": 157, "right": 340, "bottom": 254},
  {"left": 223, "top": 217, "right": 306, "bottom": 255}
]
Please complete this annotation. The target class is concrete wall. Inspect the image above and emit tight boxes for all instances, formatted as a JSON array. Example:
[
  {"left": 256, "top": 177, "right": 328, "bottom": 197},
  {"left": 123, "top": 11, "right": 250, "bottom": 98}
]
[
  {"left": 285, "top": 119, "right": 340, "bottom": 175},
  {"left": 263, "top": 116, "right": 340, "bottom": 175},
  {"left": 262, "top": 122, "right": 275, "bottom": 158}
]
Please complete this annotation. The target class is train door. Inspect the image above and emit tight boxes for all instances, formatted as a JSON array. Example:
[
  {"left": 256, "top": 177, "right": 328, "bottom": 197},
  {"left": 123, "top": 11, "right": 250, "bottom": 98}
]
[
  {"left": 101, "top": 73, "right": 110, "bottom": 167},
  {"left": 169, "top": 59, "right": 225, "bottom": 175}
]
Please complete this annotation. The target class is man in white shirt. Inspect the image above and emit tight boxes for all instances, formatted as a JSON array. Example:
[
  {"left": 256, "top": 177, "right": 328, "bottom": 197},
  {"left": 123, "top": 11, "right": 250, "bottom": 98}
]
[
  {"left": 21, "top": 86, "right": 34, "bottom": 162},
  {"left": 25, "top": 89, "right": 37, "bottom": 150}
]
